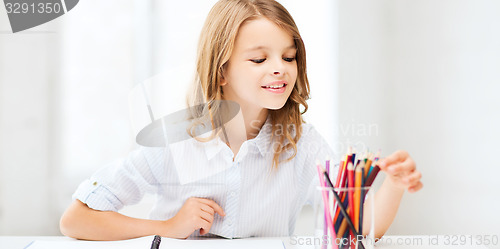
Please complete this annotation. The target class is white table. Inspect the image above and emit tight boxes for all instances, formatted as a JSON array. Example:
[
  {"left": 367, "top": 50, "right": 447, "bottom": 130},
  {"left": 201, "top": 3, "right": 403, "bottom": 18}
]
[{"left": 0, "top": 235, "right": 493, "bottom": 249}]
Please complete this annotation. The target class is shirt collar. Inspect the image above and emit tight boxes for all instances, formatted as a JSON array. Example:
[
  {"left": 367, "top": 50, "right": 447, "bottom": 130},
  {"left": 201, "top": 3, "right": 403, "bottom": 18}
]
[
  {"left": 250, "top": 117, "right": 273, "bottom": 156},
  {"left": 202, "top": 133, "right": 226, "bottom": 161},
  {"left": 202, "top": 116, "right": 295, "bottom": 160}
]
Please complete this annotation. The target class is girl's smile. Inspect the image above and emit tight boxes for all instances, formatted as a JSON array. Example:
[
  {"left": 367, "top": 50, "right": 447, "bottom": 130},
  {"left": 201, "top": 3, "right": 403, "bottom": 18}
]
[{"left": 261, "top": 80, "right": 288, "bottom": 94}]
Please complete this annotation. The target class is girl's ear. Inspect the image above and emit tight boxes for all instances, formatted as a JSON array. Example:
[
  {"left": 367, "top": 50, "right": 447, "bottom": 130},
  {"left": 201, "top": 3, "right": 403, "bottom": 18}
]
[
  {"left": 220, "top": 66, "right": 228, "bottom": 86},
  {"left": 220, "top": 77, "right": 227, "bottom": 86}
]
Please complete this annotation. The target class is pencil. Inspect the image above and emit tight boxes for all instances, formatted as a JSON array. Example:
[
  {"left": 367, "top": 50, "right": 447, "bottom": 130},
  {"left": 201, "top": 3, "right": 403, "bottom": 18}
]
[
  {"left": 359, "top": 167, "right": 365, "bottom": 234},
  {"left": 336, "top": 216, "right": 348, "bottom": 239},
  {"left": 324, "top": 159, "right": 330, "bottom": 249},
  {"left": 333, "top": 159, "right": 345, "bottom": 226},
  {"left": 316, "top": 164, "right": 338, "bottom": 249},
  {"left": 334, "top": 192, "right": 349, "bottom": 231},
  {"left": 335, "top": 160, "right": 345, "bottom": 189},
  {"left": 347, "top": 161, "right": 356, "bottom": 244},
  {"left": 364, "top": 154, "right": 372, "bottom": 179},
  {"left": 333, "top": 190, "right": 347, "bottom": 231},
  {"left": 354, "top": 165, "right": 362, "bottom": 232},
  {"left": 365, "top": 164, "right": 380, "bottom": 187},
  {"left": 347, "top": 162, "right": 355, "bottom": 231}
]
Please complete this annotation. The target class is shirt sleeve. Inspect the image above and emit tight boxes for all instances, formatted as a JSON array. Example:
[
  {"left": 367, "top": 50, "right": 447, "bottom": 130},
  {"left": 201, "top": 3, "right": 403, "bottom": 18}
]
[
  {"left": 72, "top": 146, "right": 164, "bottom": 211},
  {"left": 299, "top": 125, "right": 339, "bottom": 207}
]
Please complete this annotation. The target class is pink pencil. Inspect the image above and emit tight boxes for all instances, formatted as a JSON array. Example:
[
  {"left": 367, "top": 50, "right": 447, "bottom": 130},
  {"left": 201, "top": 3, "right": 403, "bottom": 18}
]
[{"left": 316, "top": 164, "right": 338, "bottom": 249}]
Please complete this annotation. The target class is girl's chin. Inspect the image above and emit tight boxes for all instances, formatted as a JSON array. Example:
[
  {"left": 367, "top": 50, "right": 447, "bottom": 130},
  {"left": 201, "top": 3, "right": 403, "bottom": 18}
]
[{"left": 263, "top": 100, "right": 288, "bottom": 110}]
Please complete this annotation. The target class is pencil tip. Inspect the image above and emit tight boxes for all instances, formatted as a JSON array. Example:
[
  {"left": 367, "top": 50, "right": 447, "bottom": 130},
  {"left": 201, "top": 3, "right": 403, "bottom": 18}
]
[{"left": 347, "top": 161, "right": 354, "bottom": 169}]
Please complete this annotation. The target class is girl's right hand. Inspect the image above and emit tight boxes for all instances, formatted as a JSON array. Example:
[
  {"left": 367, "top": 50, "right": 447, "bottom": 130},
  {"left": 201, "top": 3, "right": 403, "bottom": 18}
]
[{"left": 163, "top": 197, "right": 225, "bottom": 239}]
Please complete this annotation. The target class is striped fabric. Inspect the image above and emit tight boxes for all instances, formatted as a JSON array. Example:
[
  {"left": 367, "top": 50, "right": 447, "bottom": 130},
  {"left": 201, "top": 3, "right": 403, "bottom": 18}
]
[{"left": 73, "top": 119, "right": 338, "bottom": 238}]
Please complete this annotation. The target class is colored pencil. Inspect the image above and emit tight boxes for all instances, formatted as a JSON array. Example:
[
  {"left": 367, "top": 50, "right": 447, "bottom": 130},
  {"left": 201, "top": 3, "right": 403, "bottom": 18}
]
[
  {"left": 359, "top": 168, "right": 365, "bottom": 234},
  {"left": 324, "top": 160, "right": 330, "bottom": 249},
  {"left": 337, "top": 217, "right": 348, "bottom": 239},
  {"left": 365, "top": 164, "right": 380, "bottom": 187},
  {"left": 347, "top": 162, "right": 355, "bottom": 230},
  {"left": 354, "top": 165, "right": 362, "bottom": 232},
  {"left": 364, "top": 154, "right": 372, "bottom": 179},
  {"left": 316, "top": 165, "right": 338, "bottom": 249}
]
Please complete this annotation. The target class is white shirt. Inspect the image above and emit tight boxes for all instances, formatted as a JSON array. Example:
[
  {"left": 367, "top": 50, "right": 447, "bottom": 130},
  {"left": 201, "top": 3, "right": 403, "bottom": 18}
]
[{"left": 73, "top": 119, "right": 338, "bottom": 238}]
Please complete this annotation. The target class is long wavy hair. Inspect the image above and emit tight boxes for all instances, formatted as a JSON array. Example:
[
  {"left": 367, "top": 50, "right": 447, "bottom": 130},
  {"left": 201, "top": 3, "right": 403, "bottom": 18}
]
[{"left": 187, "top": 0, "right": 310, "bottom": 169}]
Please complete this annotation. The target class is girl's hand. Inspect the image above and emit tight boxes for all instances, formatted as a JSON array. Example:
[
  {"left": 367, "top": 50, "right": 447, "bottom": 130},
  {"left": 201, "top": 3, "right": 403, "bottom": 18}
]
[
  {"left": 163, "top": 197, "right": 225, "bottom": 239},
  {"left": 378, "top": 150, "right": 423, "bottom": 193}
]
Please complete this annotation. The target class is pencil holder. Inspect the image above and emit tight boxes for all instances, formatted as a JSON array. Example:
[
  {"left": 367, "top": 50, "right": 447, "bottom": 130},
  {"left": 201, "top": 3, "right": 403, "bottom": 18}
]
[{"left": 314, "top": 186, "right": 375, "bottom": 249}]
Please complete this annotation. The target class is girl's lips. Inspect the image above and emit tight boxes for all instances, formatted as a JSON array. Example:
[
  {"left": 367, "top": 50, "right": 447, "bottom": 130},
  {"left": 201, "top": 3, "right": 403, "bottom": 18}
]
[{"left": 261, "top": 83, "right": 287, "bottom": 94}]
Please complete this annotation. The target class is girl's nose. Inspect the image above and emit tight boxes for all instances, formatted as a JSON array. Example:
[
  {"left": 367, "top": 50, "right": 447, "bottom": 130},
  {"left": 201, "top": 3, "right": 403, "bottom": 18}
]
[{"left": 272, "top": 59, "right": 285, "bottom": 76}]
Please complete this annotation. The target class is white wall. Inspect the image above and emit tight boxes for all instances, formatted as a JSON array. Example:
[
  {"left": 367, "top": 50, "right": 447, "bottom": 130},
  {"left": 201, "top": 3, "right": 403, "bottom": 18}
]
[
  {"left": 338, "top": 0, "right": 500, "bottom": 237},
  {"left": 0, "top": 10, "right": 60, "bottom": 235},
  {"left": 0, "top": 0, "right": 136, "bottom": 235}
]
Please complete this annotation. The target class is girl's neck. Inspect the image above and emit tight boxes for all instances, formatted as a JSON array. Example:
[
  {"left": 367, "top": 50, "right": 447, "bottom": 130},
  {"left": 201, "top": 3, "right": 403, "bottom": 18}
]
[
  {"left": 220, "top": 104, "right": 268, "bottom": 159},
  {"left": 241, "top": 105, "right": 268, "bottom": 140}
]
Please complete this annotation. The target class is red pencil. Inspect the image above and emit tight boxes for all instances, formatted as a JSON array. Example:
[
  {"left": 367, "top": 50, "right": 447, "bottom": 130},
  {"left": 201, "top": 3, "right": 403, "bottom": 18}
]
[
  {"left": 335, "top": 160, "right": 345, "bottom": 189},
  {"left": 347, "top": 162, "right": 355, "bottom": 241}
]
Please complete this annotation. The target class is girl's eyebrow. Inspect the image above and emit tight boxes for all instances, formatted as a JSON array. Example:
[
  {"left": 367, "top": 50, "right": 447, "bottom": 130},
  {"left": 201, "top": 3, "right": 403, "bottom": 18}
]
[{"left": 244, "top": 44, "right": 296, "bottom": 52}]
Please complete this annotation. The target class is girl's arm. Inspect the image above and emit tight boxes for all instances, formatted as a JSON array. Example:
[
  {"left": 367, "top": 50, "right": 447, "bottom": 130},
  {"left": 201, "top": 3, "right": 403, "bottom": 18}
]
[
  {"left": 60, "top": 198, "right": 225, "bottom": 240},
  {"left": 60, "top": 200, "right": 167, "bottom": 240},
  {"left": 362, "top": 150, "right": 423, "bottom": 239},
  {"left": 362, "top": 177, "right": 405, "bottom": 239}
]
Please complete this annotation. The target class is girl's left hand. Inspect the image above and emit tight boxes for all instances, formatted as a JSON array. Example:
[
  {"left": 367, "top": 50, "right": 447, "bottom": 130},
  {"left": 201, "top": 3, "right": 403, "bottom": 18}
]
[{"left": 378, "top": 150, "right": 423, "bottom": 193}]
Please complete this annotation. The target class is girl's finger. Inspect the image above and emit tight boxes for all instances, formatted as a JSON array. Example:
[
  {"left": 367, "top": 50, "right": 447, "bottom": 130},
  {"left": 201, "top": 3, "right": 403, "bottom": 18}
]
[
  {"left": 387, "top": 158, "right": 415, "bottom": 175},
  {"left": 198, "top": 217, "right": 212, "bottom": 235},
  {"left": 199, "top": 208, "right": 214, "bottom": 224},
  {"left": 385, "top": 162, "right": 404, "bottom": 175},
  {"left": 199, "top": 198, "right": 225, "bottom": 217},
  {"left": 404, "top": 170, "right": 422, "bottom": 186},
  {"left": 200, "top": 203, "right": 215, "bottom": 216},
  {"left": 379, "top": 150, "right": 409, "bottom": 169},
  {"left": 408, "top": 181, "right": 423, "bottom": 193}
]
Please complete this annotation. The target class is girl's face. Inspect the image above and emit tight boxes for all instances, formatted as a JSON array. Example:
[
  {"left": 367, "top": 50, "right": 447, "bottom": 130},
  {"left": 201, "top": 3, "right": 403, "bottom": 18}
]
[{"left": 221, "top": 17, "right": 297, "bottom": 113}]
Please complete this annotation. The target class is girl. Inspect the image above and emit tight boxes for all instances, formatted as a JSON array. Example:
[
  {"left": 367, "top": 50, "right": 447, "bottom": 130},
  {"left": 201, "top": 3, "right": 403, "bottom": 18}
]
[{"left": 60, "top": 0, "right": 422, "bottom": 241}]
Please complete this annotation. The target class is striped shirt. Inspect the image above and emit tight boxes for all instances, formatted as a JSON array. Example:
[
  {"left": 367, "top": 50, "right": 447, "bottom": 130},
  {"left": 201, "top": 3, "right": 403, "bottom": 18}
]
[{"left": 73, "top": 119, "right": 338, "bottom": 238}]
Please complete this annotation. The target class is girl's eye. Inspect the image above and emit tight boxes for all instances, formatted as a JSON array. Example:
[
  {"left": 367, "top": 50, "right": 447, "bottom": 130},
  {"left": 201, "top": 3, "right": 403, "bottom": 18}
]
[
  {"left": 250, "top": 58, "right": 266, "bottom": 64},
  {"left": 283, "top": 57, "right": 295, "bottom": 62}
]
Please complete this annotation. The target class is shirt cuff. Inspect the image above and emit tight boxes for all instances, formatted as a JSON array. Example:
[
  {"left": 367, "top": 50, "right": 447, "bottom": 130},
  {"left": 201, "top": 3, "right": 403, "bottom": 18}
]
[{"left": 72, "top": 179, "right": 123, "bottom": 211}]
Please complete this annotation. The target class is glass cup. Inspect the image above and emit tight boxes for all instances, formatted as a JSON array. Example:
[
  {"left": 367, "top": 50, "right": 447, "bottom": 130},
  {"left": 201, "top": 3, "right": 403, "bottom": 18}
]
[{"left": 314, "top": 186, "right": 375, "bottom": 249}]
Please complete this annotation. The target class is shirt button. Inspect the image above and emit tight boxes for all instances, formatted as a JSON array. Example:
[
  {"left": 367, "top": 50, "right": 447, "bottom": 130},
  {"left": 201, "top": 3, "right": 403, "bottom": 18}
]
[
  {"left": 229, "top": 191, "right": 236, "bottom": 197},
  {"left": 227, "top": 219, "right": 233, "bottom": 226}
]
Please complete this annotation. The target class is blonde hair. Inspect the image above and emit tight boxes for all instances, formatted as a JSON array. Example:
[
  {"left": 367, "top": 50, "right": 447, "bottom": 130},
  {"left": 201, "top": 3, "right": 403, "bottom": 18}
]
[{"left": 188, "top": 0, "right": 310, "bottom": 169}]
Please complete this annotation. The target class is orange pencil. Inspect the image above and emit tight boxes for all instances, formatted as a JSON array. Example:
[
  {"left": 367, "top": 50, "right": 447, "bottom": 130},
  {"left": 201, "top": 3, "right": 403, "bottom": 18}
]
[
  {"left": 354, "top": 165, "right": 362, "bottom": 232},
  {"left": 337, "top": 218, "right": 348, "bottom": 239}
]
